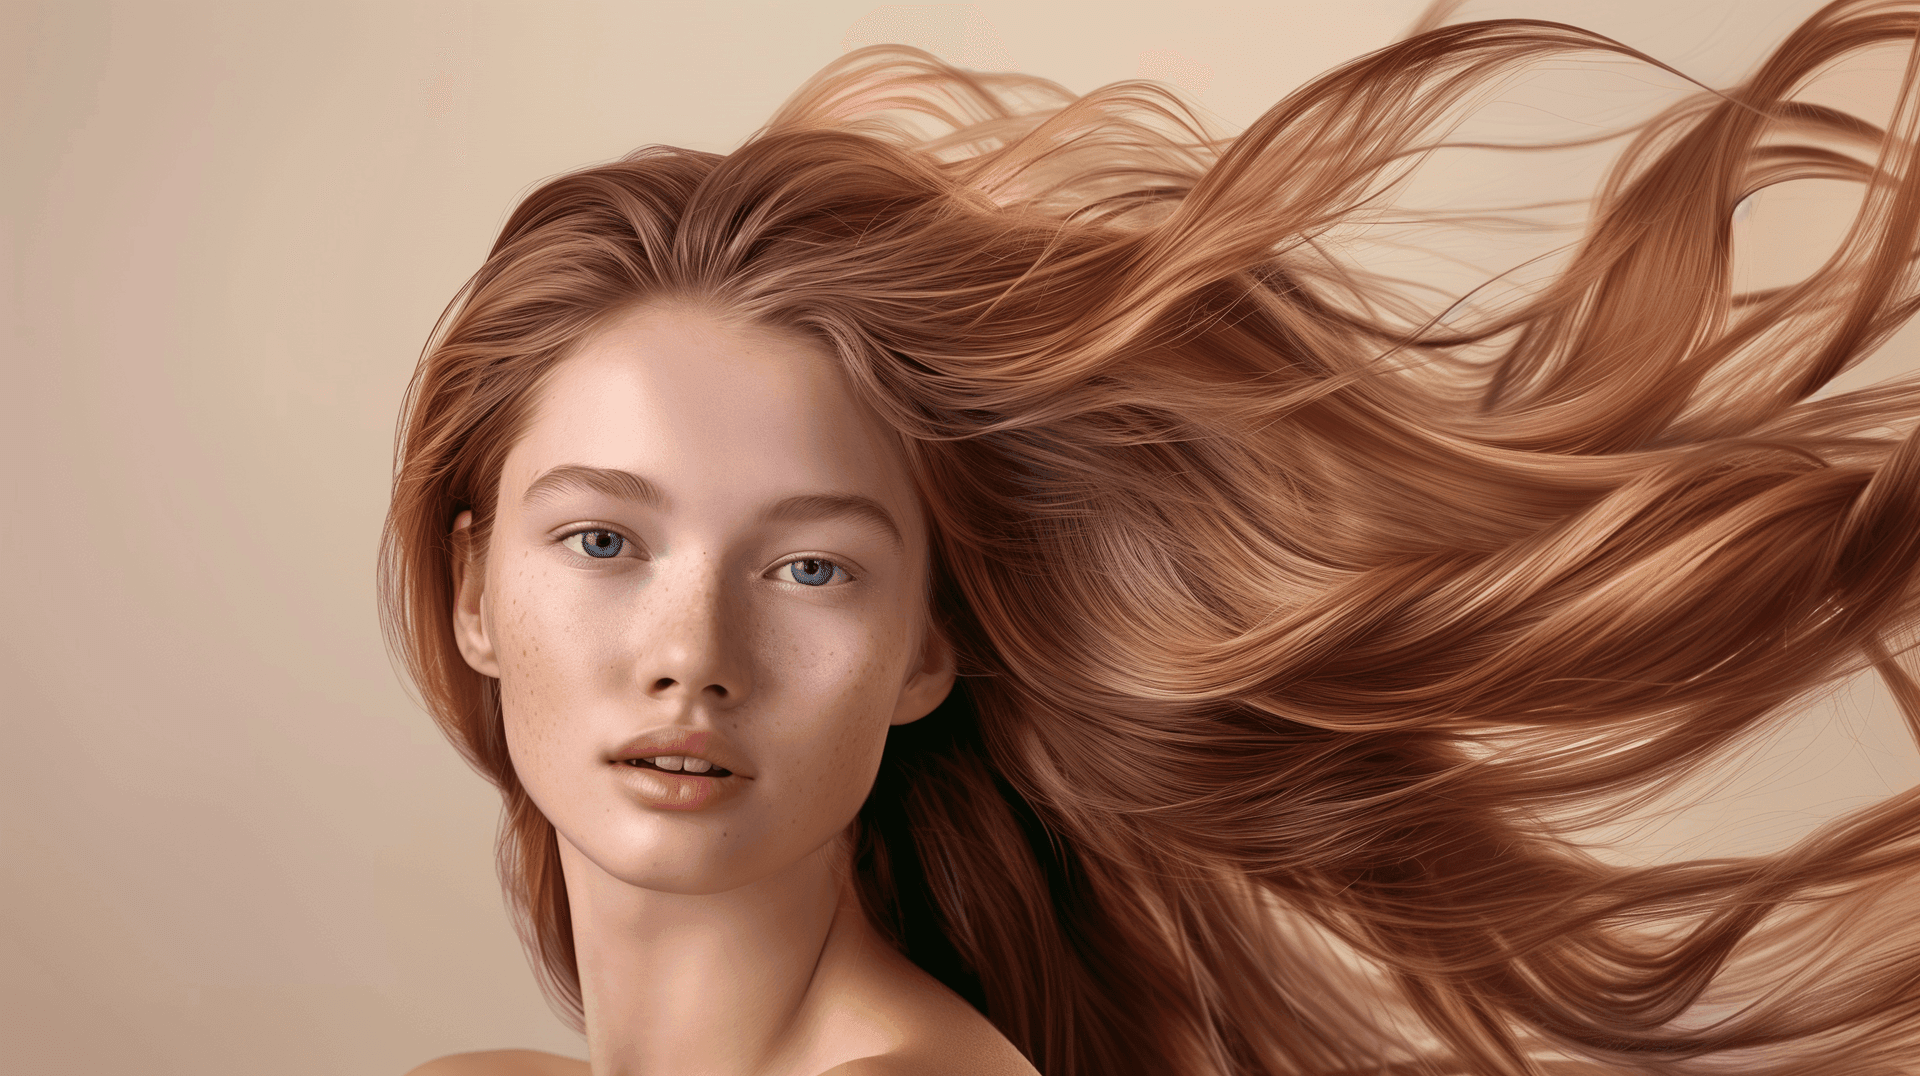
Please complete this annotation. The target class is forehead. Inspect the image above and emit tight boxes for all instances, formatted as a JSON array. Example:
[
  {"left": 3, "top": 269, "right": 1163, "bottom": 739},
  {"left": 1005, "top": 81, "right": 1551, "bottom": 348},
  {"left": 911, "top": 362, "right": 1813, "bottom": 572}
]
[{"left": 504, "top": 304, "right": 920, "bottom": 530}]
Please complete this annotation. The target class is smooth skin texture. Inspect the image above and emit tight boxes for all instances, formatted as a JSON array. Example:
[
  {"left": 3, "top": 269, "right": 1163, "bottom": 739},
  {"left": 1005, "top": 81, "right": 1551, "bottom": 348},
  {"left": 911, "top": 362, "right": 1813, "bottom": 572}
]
[{"left": 419, "top": 305, "right": 1036, "bottom": 1076}]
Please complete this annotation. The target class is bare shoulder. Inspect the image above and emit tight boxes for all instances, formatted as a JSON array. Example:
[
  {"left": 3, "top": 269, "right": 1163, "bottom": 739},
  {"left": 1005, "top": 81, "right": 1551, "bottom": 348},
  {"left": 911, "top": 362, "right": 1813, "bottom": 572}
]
[
  {"left": 818, "top": 969, "right": 1040, "bottom": 1076},
  {"left": 812, "top": 926, "right": 1040, "bottom": 1076},
  {"left": 403, "top": 1049, "right": 590, "bottom": 1076}
]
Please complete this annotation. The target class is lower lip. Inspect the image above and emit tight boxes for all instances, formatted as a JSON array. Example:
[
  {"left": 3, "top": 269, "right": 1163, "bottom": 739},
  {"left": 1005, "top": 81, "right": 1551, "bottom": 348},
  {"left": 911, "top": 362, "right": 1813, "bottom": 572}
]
[{"left": 611, "top": 762, "right": 739, "bottom": 810}]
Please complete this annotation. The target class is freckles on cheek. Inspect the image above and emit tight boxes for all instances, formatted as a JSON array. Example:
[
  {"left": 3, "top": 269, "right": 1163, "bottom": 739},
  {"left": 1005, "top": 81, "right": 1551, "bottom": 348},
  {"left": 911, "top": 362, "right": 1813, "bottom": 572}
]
[
  {"left": 815, "top": 630, "right": 904, "bottom": 781},
  {"left": 494, "top": 554, "right": 568, "bottom": 763},
  {"left": 498, "top": 663, "right": 559, "bottom": 771},
  {"left": 726, "top": 616, "right": 913, "bottom": 864},
  {"left": 509, "top": 549, "right": 543, "bottom": 663}
]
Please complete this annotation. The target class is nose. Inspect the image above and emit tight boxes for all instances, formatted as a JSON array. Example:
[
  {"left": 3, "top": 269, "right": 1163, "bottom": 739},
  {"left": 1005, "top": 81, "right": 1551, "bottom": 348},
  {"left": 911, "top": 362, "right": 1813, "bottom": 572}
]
[{"left": 633, "top": 556, "right": 753, "bottom": 708}]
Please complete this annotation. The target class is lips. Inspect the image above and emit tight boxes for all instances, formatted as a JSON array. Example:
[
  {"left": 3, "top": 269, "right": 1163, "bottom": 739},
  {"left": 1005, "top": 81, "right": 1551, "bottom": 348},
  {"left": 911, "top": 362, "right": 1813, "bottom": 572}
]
[{"left": 609, "top": 730, "right": 746, "bottom": 811}]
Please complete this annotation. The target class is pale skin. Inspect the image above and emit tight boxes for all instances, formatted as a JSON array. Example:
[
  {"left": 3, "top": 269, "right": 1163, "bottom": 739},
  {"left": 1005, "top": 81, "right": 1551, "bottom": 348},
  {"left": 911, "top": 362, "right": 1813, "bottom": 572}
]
[{"left": 408, "top": 304, "right": 1039, "bottom": 1076}]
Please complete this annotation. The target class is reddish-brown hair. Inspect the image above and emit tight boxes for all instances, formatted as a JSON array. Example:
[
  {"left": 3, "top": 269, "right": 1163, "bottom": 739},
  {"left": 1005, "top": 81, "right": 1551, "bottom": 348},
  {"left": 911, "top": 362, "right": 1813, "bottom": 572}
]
[{"left": 382, "top": 3, "right": 1920, "bottom": 1072}]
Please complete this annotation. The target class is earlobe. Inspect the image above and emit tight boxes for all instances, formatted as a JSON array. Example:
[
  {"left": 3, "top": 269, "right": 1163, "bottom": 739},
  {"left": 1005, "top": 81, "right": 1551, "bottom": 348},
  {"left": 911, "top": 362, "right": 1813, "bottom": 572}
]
[
  {"left": 891, "top": 626, "right": 958, "bottom": 726},
  {"left": 450, "top": 510, "right": 501, "bottom": 678}
]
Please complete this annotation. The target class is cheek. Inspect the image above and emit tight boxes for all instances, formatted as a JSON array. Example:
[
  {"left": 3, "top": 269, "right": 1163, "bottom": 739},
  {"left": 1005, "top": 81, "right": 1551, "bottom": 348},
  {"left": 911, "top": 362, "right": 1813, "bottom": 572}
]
[
  {"left": 487, "top": 562, "right": 597, "bottom": 793},
  {"left": 763, "top": 618, "right": 908, "bottom": 806}
]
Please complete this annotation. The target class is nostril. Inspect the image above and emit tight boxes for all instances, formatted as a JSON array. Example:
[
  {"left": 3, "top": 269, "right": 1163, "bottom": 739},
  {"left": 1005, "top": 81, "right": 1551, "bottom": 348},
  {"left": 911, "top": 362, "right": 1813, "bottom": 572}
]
[{"left": 643, "top": 676, "right": 737, "bottom": 699}]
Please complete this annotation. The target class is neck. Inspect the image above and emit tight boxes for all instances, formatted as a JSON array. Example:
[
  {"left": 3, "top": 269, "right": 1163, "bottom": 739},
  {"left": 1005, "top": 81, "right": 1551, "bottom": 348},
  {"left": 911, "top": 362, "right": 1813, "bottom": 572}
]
[{"left": 563, "top": 832, "right": 873, "bottom": 1076}]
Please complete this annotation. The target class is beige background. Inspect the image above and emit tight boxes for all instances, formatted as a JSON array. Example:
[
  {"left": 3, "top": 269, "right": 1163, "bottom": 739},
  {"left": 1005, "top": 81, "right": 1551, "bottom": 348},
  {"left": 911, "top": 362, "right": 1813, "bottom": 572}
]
[{"left": 5, "top": 1, "right": 1917, "bottom": 1073}]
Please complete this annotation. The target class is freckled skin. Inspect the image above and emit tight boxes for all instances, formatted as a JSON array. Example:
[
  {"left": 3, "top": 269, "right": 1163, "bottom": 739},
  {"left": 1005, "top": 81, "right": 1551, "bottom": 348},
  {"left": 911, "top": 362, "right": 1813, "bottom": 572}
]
[{"left": 453, "top": 302, "right": 953, "bottom": 896}]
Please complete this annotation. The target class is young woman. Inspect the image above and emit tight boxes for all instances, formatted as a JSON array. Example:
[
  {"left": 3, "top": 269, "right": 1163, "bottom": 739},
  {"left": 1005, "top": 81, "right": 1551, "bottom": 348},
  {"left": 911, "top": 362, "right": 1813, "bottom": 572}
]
[{"left": 383, "top": 2, "right": 1920, "bottom": 1073}]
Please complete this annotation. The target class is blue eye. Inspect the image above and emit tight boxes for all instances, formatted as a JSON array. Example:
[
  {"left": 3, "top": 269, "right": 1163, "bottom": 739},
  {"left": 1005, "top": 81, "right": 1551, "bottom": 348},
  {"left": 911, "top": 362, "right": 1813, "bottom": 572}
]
[
  {"left": 572, "top": 530, "right": 624, "bottom": 559},
  {"left": 786, "top": 558, "right": 842, "bottom": 586}
]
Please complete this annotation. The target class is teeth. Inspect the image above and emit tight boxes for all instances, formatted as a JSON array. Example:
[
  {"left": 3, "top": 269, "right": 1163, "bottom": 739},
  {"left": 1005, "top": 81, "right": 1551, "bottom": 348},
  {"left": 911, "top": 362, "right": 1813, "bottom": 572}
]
[{"left": 620, "top": 755, "right": 723, "bottom": 774}]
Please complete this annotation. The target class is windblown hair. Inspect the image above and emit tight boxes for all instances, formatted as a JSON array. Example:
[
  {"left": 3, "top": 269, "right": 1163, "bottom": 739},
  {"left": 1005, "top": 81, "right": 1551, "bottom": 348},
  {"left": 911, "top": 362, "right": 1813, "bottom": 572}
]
[{"left": 381, "top": 2, "right": 1920, "bottom": 1072}]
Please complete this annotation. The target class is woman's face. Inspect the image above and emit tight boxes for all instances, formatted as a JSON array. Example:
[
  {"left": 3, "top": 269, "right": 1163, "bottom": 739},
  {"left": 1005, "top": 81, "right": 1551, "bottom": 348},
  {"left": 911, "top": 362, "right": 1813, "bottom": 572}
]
[{"left": 451, "top": 304, "right": 953, "bottom": 896}]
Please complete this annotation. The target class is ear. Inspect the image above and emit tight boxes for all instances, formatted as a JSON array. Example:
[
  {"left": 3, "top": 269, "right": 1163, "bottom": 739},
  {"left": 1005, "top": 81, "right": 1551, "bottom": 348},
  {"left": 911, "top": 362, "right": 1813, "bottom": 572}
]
[
  {"left": 450, "top": 510, "right": 501, "bottom": 678},
  {"left": 890, "top": 623, "right": 957, "bottom": 726}
]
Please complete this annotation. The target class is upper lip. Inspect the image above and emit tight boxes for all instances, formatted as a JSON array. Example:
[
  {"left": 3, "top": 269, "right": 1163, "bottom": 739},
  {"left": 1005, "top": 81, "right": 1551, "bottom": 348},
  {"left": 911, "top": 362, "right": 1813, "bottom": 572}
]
[{"left": 608, "top": 729, "right": 746, "bottom": 777}]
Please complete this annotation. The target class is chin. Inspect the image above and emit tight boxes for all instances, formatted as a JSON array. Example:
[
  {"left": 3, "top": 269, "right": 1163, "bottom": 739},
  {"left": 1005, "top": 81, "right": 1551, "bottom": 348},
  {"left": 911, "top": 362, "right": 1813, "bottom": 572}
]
[{"left": 558, "top": 822, "right": 777, "bottom": 896}]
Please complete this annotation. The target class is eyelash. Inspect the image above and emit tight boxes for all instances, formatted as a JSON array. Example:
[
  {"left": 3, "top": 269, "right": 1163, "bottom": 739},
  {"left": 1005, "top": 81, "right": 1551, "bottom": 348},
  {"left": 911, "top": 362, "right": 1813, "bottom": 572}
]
[{"left": 556, "top": 528, "right": 854, "bottom": 586}]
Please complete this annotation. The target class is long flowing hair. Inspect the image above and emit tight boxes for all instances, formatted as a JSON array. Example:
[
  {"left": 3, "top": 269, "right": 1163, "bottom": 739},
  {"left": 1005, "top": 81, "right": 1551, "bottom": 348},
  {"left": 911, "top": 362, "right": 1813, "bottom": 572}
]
[{"left": 381, "top": 2, "right": 1920, "bottom": 1072}]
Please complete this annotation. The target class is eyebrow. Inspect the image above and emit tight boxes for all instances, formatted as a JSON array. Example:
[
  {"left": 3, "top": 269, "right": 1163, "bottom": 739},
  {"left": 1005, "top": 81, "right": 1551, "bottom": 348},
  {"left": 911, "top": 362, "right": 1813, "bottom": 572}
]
[
  {"left": 519, "top": 465, "right": 905, "bottom": 553},
  {"left": 761, "top": 493, "right": 904, "bottom": 554},
  {"left": 521, "top": 465, "right": 668, "bottom": 510}
]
